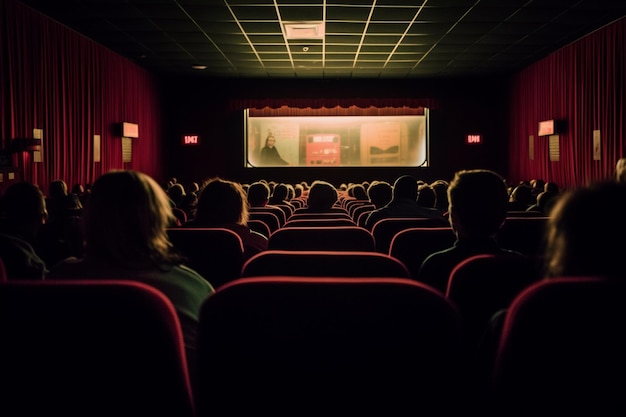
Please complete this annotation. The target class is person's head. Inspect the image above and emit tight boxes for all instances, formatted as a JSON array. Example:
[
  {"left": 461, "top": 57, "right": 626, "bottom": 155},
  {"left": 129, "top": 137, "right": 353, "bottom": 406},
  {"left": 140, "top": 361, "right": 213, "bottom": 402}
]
[
  {"left": 431, "top": 180, "right": 449, "bottom": 212},
  {"left": 615, "top": 157, "right": 626, "bottom": 183},
  {"left": 48, "top": 179, "right": 68, "bottom": 198},
  {"left": 247, "top": 181, "right": 271, "bottom": 207},
  {"left": 83, "top": 170, "right": 178, "bottom": 267},
  {"left": 167, "top": 183, "right": 186, "bottom": 206},
  {"left": 509, "top": 183, "right": 534, "bottom": 206},
  {"left": 265, "top": 135, "right": 276, "bottom": 148},
  {"left": 71, "top": 184, "right": 85, "bottom": 195},
  {"left": 294, "top": 183, "right": 304, "bottom": 198},
  {"left": 536, "top": 190, "right": 558, "bottom": 214},
  {"left": 530, "top": 178, "right": 545, "bottom": 192},
  {"left": 349, "top": 183, "right": 368, "bottom": 200},
  {"left": 271, "top": 183, "right": 289, "bottom": 202},
  {"left": 392, "top": 175, "right": 419, "bottom": 201},
  {"left": 186, "top": 181, "right": 200, "bottom": 194},
  {"left": 417, "top": 184, "right": 436, "bottom": 208},
  {"left": 0, "top": 182, "right": 48, "bottom": 241},
  {"left": 367, "top": 180, "right": 393, "bottom": 208},
  {"left": 447, "top": 169, "right": 509, "bottom": 238},
  {"left": 196, "top": 177, "right": 249, "bottom": 226},
  {"left": 544, "top": 181, "right": 626, "bottom": 278},
  {"left": 306, "top": 180, "right": 338, "bottom": 212}
]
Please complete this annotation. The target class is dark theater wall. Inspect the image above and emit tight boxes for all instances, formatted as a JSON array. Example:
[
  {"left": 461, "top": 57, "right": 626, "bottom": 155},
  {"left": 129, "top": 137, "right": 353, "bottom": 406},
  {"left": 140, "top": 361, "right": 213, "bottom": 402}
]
[{"left": 161, "top": 76, "right": 510, "bottom": 187}]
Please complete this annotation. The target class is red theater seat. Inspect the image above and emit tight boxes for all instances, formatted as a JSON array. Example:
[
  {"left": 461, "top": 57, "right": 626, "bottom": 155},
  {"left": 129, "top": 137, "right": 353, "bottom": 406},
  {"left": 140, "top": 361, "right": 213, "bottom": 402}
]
[
  {"left": 240, "top": 250, "right": 411, "bottom": 278},
  {"left": 490, "top": 277, "right": 626, "bottom": 416},
  {"left": 268, "top": 226, "right": 375, "bottom": 252},
  {"left": 196, "top": 276, "right": 466, "bottom": 416},
  {"left": 0, "top": 280, "right": 195, "bottom": 417}
]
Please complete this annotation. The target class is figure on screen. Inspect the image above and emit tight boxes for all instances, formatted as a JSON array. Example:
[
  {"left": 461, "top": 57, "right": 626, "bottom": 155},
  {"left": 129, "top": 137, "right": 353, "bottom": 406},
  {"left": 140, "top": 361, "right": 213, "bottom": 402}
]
[{"left": 260, "top": 133, "right": 289, "bottom": 165}]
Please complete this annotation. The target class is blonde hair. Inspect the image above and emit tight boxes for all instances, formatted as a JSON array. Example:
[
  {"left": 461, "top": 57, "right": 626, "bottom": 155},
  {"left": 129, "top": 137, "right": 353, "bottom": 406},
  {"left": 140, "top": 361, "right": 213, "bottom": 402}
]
[
  {"left": 616, "top": 157, "right": 626, "bottom": 183},
  {"left": 84, "top": 170, "right": 180, "bottom": 268}
]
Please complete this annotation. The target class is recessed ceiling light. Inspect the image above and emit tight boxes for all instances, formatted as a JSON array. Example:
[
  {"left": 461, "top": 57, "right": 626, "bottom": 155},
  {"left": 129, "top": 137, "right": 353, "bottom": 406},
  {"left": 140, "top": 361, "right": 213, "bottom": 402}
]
[
  {"left": 283, "top": 21, "right": 325, "bottom": 39},
  {"left": 192, "top": 65, "right": 207, "bottom": 70}
]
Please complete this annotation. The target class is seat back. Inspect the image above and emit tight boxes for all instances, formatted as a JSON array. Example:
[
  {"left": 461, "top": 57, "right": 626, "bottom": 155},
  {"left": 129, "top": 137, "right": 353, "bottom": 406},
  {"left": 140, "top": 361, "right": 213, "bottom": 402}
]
[
  {"left": 167, "top": 227, "right": 244, "bottom": 288},
  {"left": 282, "top": 218, "right": 356, "bottom": 228},
  {"left": 345, "top": 199, "right": 370, "bottom": 215},
  {"left": 357, "top": 208, "right": 375, "bottom": 227},
  {"left": 351, "top": 203, "right": 375, "bottom": 222},
  {"left": 268, "top": 226, "right": 376, "bottom": 251},
  {"left": 388, "top": 227, "right": 456, "bottom": 278},
  {"left": 289, "top": 198, "right": 305, "bottom": 208},
  {"left": 490, "top": 277, "right": 626, "bottom": 416},
  {"left": 241, "top": 250, "right": 411, "bottom": 278},
  {"left": 196, "top": 276, "right": 465, "bottom": 416},
  {"left": 495, "top": 216, "right": 549, "bottom": 257},
  {"left": 247, "top": 218, "right": 272, "bottom": 238},
  {"left": 273, "top": 203, "right": 295, "bottom": 219},
  {"left": 249, "top": 210, "right": 282, "bottom": 232},
  {"left": 287, "top": 211, "right": 353, "bottom": 221},
  {"left": 0, "top": 280, "right": 195, "bottom": 417},
  {"left": 371, "top": 217, "right": 449, "bottom": 253},
  {"left": 250, "top": 206, "right": 287, "bottom": 226},
  {"left": 292, "top": 206, "right": 349, "bottom": 216},
  {"left": 445, "top": 254, "right": 543, "bottom": 353}
]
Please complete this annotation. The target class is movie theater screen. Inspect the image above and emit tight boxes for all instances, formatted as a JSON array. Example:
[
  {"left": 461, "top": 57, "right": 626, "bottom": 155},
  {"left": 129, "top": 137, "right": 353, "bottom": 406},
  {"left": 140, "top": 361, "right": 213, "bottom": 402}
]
[{"left": 245, "top": 109, "right": 429, "bottom": 168}]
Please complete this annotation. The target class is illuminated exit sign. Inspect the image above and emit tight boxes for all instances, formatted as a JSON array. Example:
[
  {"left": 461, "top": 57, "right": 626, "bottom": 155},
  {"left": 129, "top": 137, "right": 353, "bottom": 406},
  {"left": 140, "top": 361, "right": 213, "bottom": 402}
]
[
  {"left": 465, "top": 134, "right": 482, "bottom": 145},
  {"left": 182, "top": 135, "right": 200, "bottom": 145}
]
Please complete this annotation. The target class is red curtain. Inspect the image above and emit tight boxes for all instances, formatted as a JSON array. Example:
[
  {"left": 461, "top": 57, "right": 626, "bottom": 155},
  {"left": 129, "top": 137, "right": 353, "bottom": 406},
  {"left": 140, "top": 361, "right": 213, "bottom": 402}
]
[
  {"left": 248, "top": 105, "right": 426, "bottom": 117},
  {"left": 1, "top": 0, "right": 164, "bottom": 194},
  {"left": 507, "top": 17, "right": 626, "bottom": 190},
  {"left": 231, "top": 98, "right": 437, "bottom": 111}
]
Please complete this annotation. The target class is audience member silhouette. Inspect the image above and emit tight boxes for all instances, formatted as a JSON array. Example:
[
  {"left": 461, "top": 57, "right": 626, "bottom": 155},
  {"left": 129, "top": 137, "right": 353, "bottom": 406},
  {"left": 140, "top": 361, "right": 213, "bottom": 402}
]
[
  {"left": 38, "top": 179, "right": 84, "bottom": 268},
  {"left": 366, "top": 180, "right": 393, "bottom": 209},
  {"left": 285, "top": 183, "right": 296, "bottom": 201},
  {"left": 543, "top": 180, "right": 626, "bottom": 278},
  {"left": 478, "top": 180, "right": 626, "bottom": 386},
  {"left": 267, "top": 182, "right": 296, "bottom": 216},
  {"left": 364, "top": 175, "right": 447, "bottom": 230},
  {"left": 48, "top": 169, "right": 214, "bottom": 370},
  {"left": 507, "top": 183, "right": 534, "bottom": 211},
  {"left": 71, "top": 183, "right": 90, "bottom": 208},
  {"left": 247, "top": 181, "right": 272, "bottom": 208},
  {"left": 167, "top": 183, "right": 186, "bottom": 208},
  {"left": 417, "top": 169, "right": 522, "bottom": 293},
  {"left": 431, "top": 179, "right": 450, "bottom": 214},
  {"left": 293, "top": 180, "right": 340, "bottom": 213},
  {"left": 347, "top": 183, "right": 368, "bottom": 200},
  {"left": 178, "top": 191, "right": 199, "bottom": 222},
  {"left": 246, "top": 181, "right": 287, "bottom": 226},
  {"left": 417, "top": 183, "right": 437, "bottom": 209},
  {"left": 529, "top": 178, "right": 546, "bottom": 199},
  {"left": 46, "top": 179, "right": 82, "bottom": 219},
  {"left": 294, "top": 183, "right": 305, "bottom": 199},
  {"left": 526, "top": 181, "right": 560, "bottom": 215},
  {"left": 186, "top": 181, "right": 200, "bottom": 195},
  {"left": 0, "top": 182, "right": 49, "bottom": 279},
  {"left": 185, "top": 177, "right": 268, "bottom": 260}
]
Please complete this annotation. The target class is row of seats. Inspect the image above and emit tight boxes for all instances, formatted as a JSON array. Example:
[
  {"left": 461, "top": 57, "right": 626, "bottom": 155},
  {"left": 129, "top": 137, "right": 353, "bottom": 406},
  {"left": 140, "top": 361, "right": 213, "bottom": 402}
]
[
  {"left": 250, "top": 209, "right": 548, "bottom": 255},
  {"left": 167, "top": 214, "right": 548, "bottom": 287},
  {"left": 2, "top": 276, "right": 623, "bottom": 416}
]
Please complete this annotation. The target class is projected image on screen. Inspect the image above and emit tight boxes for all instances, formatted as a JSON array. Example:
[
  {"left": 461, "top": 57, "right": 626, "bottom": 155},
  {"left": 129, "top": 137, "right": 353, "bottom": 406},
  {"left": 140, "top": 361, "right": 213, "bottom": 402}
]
[{"left": 246, "top": 113, "right": 428, "bottom": 168}]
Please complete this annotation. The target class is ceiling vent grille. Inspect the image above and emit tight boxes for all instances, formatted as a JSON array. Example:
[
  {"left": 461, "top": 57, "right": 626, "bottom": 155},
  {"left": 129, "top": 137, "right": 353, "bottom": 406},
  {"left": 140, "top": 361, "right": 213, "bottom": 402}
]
[{"left": 283, "top": 22, "right": 325, "bottom": 39}]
